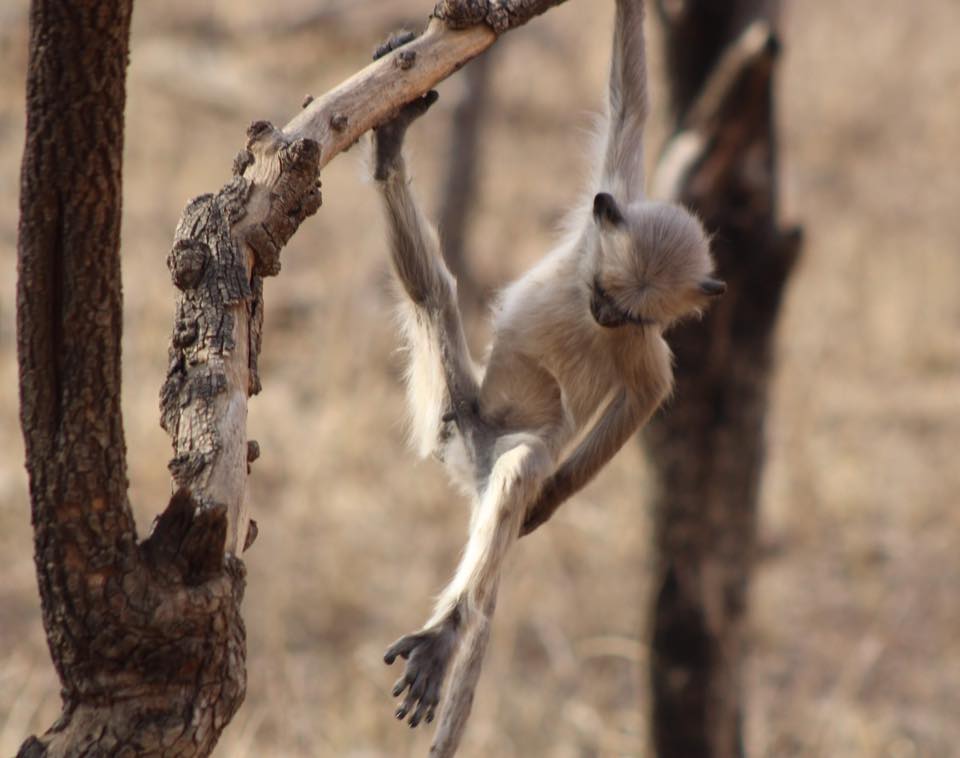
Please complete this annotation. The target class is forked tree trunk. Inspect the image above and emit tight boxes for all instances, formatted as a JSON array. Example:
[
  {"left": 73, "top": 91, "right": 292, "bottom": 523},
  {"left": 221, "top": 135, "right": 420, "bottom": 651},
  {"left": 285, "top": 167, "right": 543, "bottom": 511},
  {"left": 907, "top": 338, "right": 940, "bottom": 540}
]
[
  {"left": 17, "top": 1, "right": 251, "bottom": 753},
  {"left": 16, "top": 0, "right": 572, "bottom": 754},
  {"left": 644, "top": 2, "right": 801, "bottom": 756}
]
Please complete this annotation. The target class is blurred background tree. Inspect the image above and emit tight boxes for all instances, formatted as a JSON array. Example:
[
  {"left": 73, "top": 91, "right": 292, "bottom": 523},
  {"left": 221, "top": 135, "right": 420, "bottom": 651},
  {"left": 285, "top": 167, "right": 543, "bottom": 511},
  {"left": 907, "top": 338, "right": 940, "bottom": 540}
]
[
  {"left": 2, "top": 0, "right": 959, "bottom": 755},
  {"left": 645, "top": 2, "right": 800, "bottom": 756}
]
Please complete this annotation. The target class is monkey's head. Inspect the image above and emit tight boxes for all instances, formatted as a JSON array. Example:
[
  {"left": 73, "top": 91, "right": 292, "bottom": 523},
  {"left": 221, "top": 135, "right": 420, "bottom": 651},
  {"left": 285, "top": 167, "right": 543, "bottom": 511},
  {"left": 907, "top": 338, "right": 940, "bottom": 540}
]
[{"left": 587, "top": 192, "right": 724, "bottom": 329}]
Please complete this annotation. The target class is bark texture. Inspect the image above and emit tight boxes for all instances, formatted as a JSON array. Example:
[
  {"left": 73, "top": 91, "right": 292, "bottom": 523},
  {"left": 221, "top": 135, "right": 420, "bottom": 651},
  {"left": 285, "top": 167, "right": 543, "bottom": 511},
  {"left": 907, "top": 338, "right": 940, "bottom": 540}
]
[
  {"left": 645, "top": 2, "right": 800, "bottom": 756},
  {"left": 433, "top": 0, "right": 568, "bottom": 33},
  {"left": 16, "top": 0, "right": 573, "bottom": 754},
  {"left": 161, "top": 123, "right": 321, "bottom": 554},
  {"left": 17, "top": 1, "right": 247, "bottom": 755}
]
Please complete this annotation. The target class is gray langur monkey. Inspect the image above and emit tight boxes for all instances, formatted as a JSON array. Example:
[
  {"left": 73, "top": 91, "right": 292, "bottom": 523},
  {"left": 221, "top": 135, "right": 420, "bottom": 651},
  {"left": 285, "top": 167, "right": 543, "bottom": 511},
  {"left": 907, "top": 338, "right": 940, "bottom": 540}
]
[{"left": 370, "top": 1, "right": 724, "bottom": 753}]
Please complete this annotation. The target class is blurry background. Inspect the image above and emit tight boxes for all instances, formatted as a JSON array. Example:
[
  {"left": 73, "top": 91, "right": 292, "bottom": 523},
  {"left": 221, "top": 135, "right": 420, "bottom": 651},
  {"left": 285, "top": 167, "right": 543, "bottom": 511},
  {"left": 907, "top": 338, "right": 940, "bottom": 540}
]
[{"left": 1, "top": 0, "right": 958, "bottom": 755}]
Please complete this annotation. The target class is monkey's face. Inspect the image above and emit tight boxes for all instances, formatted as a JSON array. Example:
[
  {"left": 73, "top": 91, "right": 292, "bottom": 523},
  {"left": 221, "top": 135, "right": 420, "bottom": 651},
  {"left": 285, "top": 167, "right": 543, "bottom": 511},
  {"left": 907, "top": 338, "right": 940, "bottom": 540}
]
[{"left": 590, "top": 194, "right": 724, "bottom": 329}]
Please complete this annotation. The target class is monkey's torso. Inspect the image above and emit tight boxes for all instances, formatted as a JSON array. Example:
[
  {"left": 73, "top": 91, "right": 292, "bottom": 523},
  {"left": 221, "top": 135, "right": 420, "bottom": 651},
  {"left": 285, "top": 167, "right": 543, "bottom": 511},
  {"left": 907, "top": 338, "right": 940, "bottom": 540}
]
[{"left": 479, "top": 244, "right": 668, "bottom": 460}]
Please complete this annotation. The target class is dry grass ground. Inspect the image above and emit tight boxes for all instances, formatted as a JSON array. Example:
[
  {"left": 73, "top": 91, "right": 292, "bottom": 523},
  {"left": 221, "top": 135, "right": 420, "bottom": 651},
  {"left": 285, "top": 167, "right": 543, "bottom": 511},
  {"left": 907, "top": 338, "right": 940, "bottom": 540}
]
[{"left": 1, "top": 1, "right": 959, "bottom": 755}]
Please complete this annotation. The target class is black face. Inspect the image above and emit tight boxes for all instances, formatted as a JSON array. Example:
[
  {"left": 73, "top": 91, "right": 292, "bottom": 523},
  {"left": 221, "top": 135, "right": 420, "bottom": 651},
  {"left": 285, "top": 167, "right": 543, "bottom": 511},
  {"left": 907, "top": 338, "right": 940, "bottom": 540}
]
[{"left": 590, "top": 279, "right": 655, "bottom": 329}]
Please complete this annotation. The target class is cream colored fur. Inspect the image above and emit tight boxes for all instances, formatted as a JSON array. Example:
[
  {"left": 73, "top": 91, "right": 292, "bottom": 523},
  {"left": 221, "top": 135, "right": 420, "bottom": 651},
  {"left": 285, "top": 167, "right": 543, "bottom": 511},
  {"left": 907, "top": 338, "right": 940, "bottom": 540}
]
[{"left": 372, "top": 1, "right": 723, "bottom": 754}]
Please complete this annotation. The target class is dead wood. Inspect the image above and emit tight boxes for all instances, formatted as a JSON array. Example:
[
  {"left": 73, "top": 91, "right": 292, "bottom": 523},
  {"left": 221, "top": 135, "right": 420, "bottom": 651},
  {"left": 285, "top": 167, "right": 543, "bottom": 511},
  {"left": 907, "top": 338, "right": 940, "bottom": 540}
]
[{"left": 15, "top": 0, "right": 573, "bottom": 754}]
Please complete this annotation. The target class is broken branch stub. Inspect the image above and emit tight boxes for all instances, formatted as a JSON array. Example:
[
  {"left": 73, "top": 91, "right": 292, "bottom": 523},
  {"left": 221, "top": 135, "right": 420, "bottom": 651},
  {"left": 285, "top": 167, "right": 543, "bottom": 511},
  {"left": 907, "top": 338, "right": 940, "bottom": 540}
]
[
  {"left": 161, "top": 0, "right": 569, "bottom": 554},
  {"left": 161, "top": 123, "right": 321, "bottom": 553}
]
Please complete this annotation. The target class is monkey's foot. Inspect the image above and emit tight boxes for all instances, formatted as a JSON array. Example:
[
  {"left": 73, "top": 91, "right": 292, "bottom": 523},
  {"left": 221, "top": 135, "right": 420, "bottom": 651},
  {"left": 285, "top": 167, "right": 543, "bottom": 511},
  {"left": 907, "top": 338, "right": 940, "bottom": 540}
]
[{"left": 384, "top": 620, "right": 460, "bottom": 728}]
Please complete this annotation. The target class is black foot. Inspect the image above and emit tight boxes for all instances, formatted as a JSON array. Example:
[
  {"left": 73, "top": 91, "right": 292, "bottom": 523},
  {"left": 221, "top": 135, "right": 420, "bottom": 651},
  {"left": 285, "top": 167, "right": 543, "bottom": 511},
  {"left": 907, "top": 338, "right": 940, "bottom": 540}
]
[{"left": 384, "top": 620, "right": 459, "bottom": 728}]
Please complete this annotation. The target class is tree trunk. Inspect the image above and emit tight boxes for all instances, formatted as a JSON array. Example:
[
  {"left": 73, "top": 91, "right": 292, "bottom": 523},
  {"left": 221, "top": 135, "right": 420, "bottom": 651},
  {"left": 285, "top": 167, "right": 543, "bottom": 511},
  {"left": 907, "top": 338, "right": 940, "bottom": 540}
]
[
  {"left": 437, "top": 51, "right": 495, "bottom": 316},
  {"left": 645, "top": 2, "right": 801, "bottom": 756},
  {"left": 17, "top": 1, "right": 250, "bottom": 754},
  {"left": 16, "top": 0, "right": 576, "bottom": 754}
]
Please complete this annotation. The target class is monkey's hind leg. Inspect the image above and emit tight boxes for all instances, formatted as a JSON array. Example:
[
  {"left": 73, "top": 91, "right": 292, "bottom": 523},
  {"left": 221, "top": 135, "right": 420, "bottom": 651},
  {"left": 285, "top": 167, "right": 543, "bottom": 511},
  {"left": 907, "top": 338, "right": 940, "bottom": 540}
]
[
  {"left": 385, "top": 435, "right": 552, "bottom": 748},
  {"left": 428, "top": 599, "right": 495, "bottom": 758}
]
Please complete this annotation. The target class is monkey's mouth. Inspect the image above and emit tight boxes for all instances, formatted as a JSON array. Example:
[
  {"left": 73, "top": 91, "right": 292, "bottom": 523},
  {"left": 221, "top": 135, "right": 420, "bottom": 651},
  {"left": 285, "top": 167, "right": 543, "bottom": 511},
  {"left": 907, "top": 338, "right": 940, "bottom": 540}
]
[{"left": 590, "top": 281, "right": 655, "bottom": 329}]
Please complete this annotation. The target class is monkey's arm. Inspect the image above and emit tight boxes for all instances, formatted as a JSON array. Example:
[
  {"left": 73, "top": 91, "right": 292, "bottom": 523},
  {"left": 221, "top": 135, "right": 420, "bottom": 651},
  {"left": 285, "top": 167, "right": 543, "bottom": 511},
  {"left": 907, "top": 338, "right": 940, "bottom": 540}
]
[
  {"left": 521, "top": 387, "right": 655, "bottom": 535},
  {"left": 370, "top": 45, "right": 480, "bottom": 459},
  {"left": 601, "top": 0, "right": 649, "bottom": 202}
]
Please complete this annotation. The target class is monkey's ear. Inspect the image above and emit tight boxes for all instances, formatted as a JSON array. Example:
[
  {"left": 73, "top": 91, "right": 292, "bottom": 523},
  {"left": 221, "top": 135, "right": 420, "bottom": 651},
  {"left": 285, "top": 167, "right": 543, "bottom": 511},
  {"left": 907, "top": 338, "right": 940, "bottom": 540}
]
[
  {"left": 593, "top": 192, "right": 625, "bottom": 228},
  {"left": 699, "top": 278, "right": 726, "bottom": 297}
]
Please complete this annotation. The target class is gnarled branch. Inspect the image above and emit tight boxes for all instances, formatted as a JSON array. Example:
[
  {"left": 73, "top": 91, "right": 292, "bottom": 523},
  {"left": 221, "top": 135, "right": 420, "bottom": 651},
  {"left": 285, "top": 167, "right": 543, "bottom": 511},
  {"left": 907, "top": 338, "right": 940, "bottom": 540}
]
[{"left": 162, "top": 0, "right": 573, "bottom": 554}]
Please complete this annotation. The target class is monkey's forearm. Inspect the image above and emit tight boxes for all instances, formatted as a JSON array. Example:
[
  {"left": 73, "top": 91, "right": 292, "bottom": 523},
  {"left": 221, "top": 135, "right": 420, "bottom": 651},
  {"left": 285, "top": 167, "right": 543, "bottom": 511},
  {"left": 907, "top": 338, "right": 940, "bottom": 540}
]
[
  {"left": 602, "top": 0, "right": 648, "bottom": 200},
  {"left": 521, "top": 389, "right": 650, "bottom": 536},
  {"left": 373, "top": 130, "right": 407, "bottom": 182},
  {"left": 374, "top": 136, "right": 480, "bottom": 443},
  {"left": 611, "top": 0, "right": 648, "bottom": 124},
  {"left": 377, "top": 173, "right": 452, "bottom": 309}
]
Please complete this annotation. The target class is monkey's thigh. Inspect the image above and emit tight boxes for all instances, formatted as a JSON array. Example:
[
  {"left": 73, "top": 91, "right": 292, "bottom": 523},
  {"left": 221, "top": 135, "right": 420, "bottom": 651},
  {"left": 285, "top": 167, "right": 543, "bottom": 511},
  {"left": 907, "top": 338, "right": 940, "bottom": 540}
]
[
  {"left": 461, "top": 434, "right": 552, "bottom": 594},
  {"left": 486, "top": 432, "right": 554, "bottom": 510}
]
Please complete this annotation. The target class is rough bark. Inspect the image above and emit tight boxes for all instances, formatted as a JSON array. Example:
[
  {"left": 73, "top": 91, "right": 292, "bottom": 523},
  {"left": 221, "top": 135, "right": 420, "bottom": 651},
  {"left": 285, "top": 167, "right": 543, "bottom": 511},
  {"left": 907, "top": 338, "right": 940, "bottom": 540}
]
[
  {"left": 644, "top": 3, "right": 801, "bottom": 756},
  {"left": 433, "top": 0, "right": 568, "bottom": 32},
  {"left": 160, "top": 123, "right": 321, "bottom": 554},
  {"left": 16, "top": 0, "right": 574, "bottom": 754},
  {"left": 17, "top": 1, "right": 247, "bottom": 755}
]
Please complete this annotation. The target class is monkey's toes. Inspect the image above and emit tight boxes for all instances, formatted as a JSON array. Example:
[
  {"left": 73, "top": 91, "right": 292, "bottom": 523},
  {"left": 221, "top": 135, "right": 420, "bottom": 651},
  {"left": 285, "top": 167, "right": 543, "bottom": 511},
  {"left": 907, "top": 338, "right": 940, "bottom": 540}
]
[
  {"left": 384, "top": 631, "right": 423, "bottom": 665},
  {"left": 384, "top": 626, "right": 458, "bottom": 728}
]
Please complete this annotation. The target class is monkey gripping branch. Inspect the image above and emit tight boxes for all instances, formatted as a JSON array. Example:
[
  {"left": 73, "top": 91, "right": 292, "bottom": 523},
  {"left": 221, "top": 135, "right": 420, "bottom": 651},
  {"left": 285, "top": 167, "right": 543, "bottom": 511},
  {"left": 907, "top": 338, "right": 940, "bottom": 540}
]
[{"left": 16, "top": 0, "right": 570, "bottom": 755}]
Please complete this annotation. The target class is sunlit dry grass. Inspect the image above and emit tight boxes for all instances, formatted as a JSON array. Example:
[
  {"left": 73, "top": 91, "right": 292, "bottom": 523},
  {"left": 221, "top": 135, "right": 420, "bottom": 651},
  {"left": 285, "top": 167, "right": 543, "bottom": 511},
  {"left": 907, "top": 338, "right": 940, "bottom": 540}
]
[{"left": 1, "top": 1, "right": 958, "bottom": 755}]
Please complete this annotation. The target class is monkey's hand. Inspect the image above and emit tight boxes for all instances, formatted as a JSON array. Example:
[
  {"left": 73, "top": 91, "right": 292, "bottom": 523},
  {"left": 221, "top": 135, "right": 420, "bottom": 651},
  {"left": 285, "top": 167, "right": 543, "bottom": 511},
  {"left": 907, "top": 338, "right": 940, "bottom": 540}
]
[
  {"left": 372, "top": 31, "right": 440, "bottom": 181},
  {"left": 384, "top": 616, "right": 460, "bottom": 728}
]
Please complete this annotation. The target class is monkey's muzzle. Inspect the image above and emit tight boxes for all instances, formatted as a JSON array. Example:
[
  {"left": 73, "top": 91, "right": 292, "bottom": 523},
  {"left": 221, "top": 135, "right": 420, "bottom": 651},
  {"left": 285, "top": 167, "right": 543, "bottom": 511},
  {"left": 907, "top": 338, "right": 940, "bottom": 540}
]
[{"left": 590, "top": 281, "right": 653, "bottom": 329}]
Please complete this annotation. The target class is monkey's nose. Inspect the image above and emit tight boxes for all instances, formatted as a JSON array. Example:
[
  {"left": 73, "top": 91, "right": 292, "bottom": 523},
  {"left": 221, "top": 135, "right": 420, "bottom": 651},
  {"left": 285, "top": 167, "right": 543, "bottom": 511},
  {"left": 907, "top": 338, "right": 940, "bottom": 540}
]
[{"left": 699, "top": 278, "right": 726, "bottom": 297}]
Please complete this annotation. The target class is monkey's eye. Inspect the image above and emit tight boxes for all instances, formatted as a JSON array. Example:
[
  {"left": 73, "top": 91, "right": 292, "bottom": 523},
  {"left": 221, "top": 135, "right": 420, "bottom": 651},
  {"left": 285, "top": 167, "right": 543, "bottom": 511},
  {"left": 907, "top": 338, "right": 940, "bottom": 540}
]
[{"left": 591, "top": 279, "right": 656, "bottom": 328}]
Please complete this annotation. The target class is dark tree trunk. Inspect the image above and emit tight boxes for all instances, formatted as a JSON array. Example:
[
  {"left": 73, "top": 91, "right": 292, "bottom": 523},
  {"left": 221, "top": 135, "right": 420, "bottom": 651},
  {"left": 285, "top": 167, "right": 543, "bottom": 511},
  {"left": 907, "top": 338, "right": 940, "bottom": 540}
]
[
  {"left": 645, "top": 2, "right": 801, "bottom": 757},
  {"left": 437, "top": 51, "right": 495, "bottom": 315},
  {"left": 17, "top": 1, "right": 246, "bottom": 754},
  {"left": 15, "top": 0, "right": 576, "bottom": 754}
]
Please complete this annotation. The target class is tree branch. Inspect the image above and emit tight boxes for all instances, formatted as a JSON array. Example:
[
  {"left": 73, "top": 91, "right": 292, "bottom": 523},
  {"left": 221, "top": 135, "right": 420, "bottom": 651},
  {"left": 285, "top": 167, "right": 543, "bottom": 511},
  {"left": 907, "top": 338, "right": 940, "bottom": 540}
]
[
  {"left": 283, "top": 1, "right": 570, "bottom": 170},
  {"left": 17, "top": 0, "right": 575, "bottom": 752},
  {"left": 164, "top": 0, "right": 572, "bottom": 554}
]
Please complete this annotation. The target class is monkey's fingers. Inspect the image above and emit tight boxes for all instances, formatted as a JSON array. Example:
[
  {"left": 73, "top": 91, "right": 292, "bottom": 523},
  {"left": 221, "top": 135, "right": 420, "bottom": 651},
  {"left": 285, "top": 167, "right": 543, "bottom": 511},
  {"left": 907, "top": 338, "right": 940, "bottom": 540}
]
[
  {"left": 422, "top": 676, "right": 442, "bottom": 722},
  {"left": 373, "top": 30, "right": 417, "bottom": 61},
  {"left": 394, "top": 90, "right": 439, "bottom": 126},
  {"left": 409, "top": 688, "right": 438, "bottom": 729},
  {"left": 417, "top": 90, "right": 440, "bottom": 113},
  {"left": 398, "top": 671, "right": 429, "bottom": 725},
  {"left": 391, "top": 673, "right": 411, "bottom": 698},
  {"left": 384, "top": 632, "right": 423, "bottom": 665},
  {"left": 395, "top": 691, "right": 416, "bottom": 721}
]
